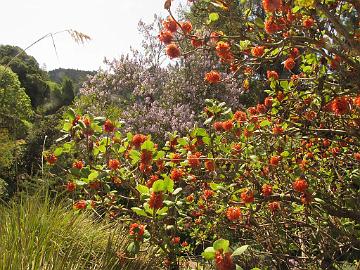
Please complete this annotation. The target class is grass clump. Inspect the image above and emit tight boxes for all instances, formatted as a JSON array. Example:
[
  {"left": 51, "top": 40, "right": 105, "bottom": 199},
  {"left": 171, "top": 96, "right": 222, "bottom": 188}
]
[{"left": 0, "top": 192, "right": 159, "bottom": 270}]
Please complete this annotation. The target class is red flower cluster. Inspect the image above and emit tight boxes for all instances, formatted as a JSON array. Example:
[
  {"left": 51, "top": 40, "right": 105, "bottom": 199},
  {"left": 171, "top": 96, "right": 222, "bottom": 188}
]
[
  {"left": 269, "top": 155, "right": 281, "bottom": 166},
  {"left": 268, "top": 201, "right": 280, "bottom": 213},
  {"left": 262, "top": 0, "right": 282, "bottom": 13},
  {"left": 234, "top": 110, "right": 247, "bottom": 122},
  {"left": 226, "top": 206, "right": 241, "bottom": 221},
  {"left": 284, "top": 57, "right": 295, "bottom": 70},
  {"left": 146, "top": 174, "right": 159, "bottom": 188},
  {"left": 203, "top": 189, "right": 215, "bottom": 200},
  {"left": 262, "top": 184, "right": 273, "bottom": 196},
  {"left": 66, "top": 182, "right": 76, "bottom": 192},
  {"left": 162, "top": 17, "right": 178, "bottom": 32},
  {"left": 329, "top": 96, "right": 351, "bottom": 115},
  {"left": 104, "top": 119, "right": 115, "bottom": 133},
  {"left": 293, "top": 178, "right": 308, "bottom": 192},
  {"left": 132, "top": 134, "right": 147, "bottom": 148},
  {"left": 180, "top": 21, "right": 192, "bottom": 34},
  {"left": 129, "top": 223, "right": 145, "bottom": 238},
  {"left": 149, "top": 192, "right": 163, "bottom": 209},
  {"left": 45, "top": 154, "right": 57, "bottom": 165},
  {"left": 251, "top": 46, "right": 265, "bottom": 57},
  {"left": 303, "top": 17, "right": 314, "bottom": 28},
  {"left": 241, "top": 189, "right": 254, "bottom": 204},
  {"left": 267, "top": 70, "right": 279, "bottom": 80},
  {"left": 74, "top": 200, "right": 87, "bottom": 210},
  {"left": 72, "top": 160, "right": 84, "bottom": 169},
  {"left": 215, "top": 250, "right": 235, "bottom": 270},
  {"left": 170, "top": 168, "right": 184, "bottom": 181},
  {"left": 205, "top": 70, "right": 221, "bottom": 84},
  {"left": 188, "top": 152, "right": 201, "bottom": 168},
  {"left": 158, "top": 30, "right": 173, "bottom": 44},
  {"left": 205, "top": 160, "right": 215, "bottom": 171},
  {"left": 108, "top": 159, "right": 120, "bottom": 170},
  {"left": 215, "top": 41, "right": 233, "bottom": 62},
  {"left": 166, "top": 44, "right": 181, "bottom": 59}
]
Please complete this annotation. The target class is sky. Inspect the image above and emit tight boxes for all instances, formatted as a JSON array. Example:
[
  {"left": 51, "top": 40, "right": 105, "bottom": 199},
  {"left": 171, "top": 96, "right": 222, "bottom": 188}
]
[{"left": 0, "top": 0, "right": 185, "bottom": 71}]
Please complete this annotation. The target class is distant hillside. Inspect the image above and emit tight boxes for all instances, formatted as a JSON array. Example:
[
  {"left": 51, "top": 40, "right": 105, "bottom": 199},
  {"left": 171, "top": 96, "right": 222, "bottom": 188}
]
[{"left": 49, "top": 68, "right": 96, "bottom": 94}]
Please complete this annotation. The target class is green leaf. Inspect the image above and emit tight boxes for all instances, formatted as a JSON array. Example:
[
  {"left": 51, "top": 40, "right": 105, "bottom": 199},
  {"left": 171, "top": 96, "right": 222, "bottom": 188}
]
[
  {"left": 213, "top": 239, "right": 229, "bottom": 252},
  {"left": 129, "top": 150, "right": 141, "bottom": 164},
  {"left": 254, "top": 17, "right": 264, "bottom": 28},
  {"left": 63, "top": 122, "right": 73, "bottom": 132},
  {"left": 210, "top": 182, "right": 222, "bottom": 191},
  {"left": 98, "top": 145, "right": 106, "bottom": 153},
  {"left": 209, "top": 12, "right": 219, "bottom": 22},
  {"left": 141, "top": 140, "right": 155, "bottom": 152},
  {"left": 152, "top": 180, "right": 165, "bottom": 192},
  {"left": 88, "top": 171, "right": 99, "bottom": 181},
  {"left": 156, "top": 206, "right": 168, "bottom": 215},
  {"left": 202, "top": 247, "right": 216, "bottom": 260},
  {"left": 260, "top": 120, "right": 271, "bottom": 127},
  {"left": 131, "top": 207, "right": 148, "bottom": 217},
  {"left": 232, "top": 245, "right": 249, "bottom": 257},
  {"left": 281, "top": 151, "right": 290, "bottom": 157},
  {"left": 280, "top": 81, "right": 289, "bottom": 91},
  {"left": 164, "top": 177, "right": 174, "bottom": 193},
  {"left": 127, "top": 242, "right": 140, "bottom": 254},
  {"left": 136, "top": 184, "right": 150, "bottom": 194},
  {"left": 53, "top": 147, "right": 63, "bottom": 156}
]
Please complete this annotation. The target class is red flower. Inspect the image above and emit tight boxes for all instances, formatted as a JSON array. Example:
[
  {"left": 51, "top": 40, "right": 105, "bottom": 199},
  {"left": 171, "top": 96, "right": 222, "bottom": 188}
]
[
  {"left": 354, "top": 153, "right": 360, "bottom": 161},
  {"left": 74, "top": 200, "right": 87, "bottom": 210},
  {"left": 149, "top": 192, "right": 163, "bottom": 209},
  {"left": 166, "top": 43, "right": 181, "bottom": 59},
  {"left": 222, "top": 120, "right": 233, "bottom": 131},
  {"left": 188, "top": 152, "right": 201, "bottom": 168},
  {"left": 241, "top": 189, "right": 254, "bottom": 204},
  {"left": 257, "top": 104, "right": 267, "bottom": 114},
  {"left": 190, "top": 36, "right": 204, "bottom": 48},
  {"left": 290, "top": 48, "right": 300, "bottom": 58},
  {"left": 269, "top": 155, "right": 281, "bottom": 166},
  {"left": 141, "top": 150, "right": 153, "bottom": 164},
  {"left": 205, "top": 70, "right": 221, "bottom": 84},
  {"left": 171, "top": 236, "right": 181, "bottom": 245},
  {"left": 284, "top": 57, "right": 295, "bottom": 70},
  {"left": 210, "top": 31, "right": 223, "bottom": 43},
  {"left": 251, "top": 46, "right": 265, "bottom": 57},
  {"left": 262, "top": 184, "right": 273, "bottom": 196},
  {"left": 226, "top": 206, "right": 241, "bottom": 221},
  {"left": 162, "top": 17, "right": 178, "bottom": 32},
  {"left": 66, "top": 182, "right": 76, "bottom": 192},
  {"left": 108, "top": 159, "right": 120, "bottom": 170},
  {"left": 104, "top": 119, "right": 115, "bottom": 132},
  {"left": 203, "top": 189, "right": 215, "bottom": 200},
  {"left": 234, "top": 110, "right": 247, "bottom": 122},
  {"left": 354, "top": 96, "right": 360, "bottom": 107},
  {"left": 267, "top": 70, "right": 279, "bottom": 80},
  {"left": 247, "top": 107, "right": 257, "bottom": 115},
  {"left": 146, "top": 175, "right": 159, "bottom": 188},
  {"left": 293, "top": 178, "right": 308, "bottom": 192},
  {"left": 264, "top": 17, "right": 278, "bottom": 34},
  {"left": 186, "top": 194, "right": 195, "bottom": 202},
  {"left": 268, "top": 201, "right": 280, "bottom": 213},
  {"left": 262, "top": 0, "right": 282, "bottom": 13},
  {"left": 331, "top": 147, "right": 341, "bottom": 156},
  {"left": 216, "top": 41, "right": 231, "bottom": 55},
  {"left": 132, "top": 134, "right": 147, "bottom": 148},
  {"left": 158, "top": 30, "right": 173, "bottom": 44},
  {"left": 170, "top": 168, "right": 184, "bottom": 181},
  {"left": 213, "top": 121, "right": 224, "bottom": 131},
  {"left": 45, "top": 154, "right": 57, "bottom": 165},
  {"left": 180, "top": 21, "right": 192, "bottom": 34},
  {"left": 303, "top": 17, "right": 314, "bottom": 28},
  {"left": 181, "top": 241, "right": 189, "bottom": 247},
  {"left": 272, "top": 125, "right": 284, "bottom": 135},
  {"left": 330, "top": 96, "right": 350, "bottom": 115},
  {"left": 72, "top": 160, "right": 84, "bottom": 169},
  {"left": 264, "top": 97, "right": 273, "bottom": 107},
  {"left": 215, "top": 251, "right": 235, "bottom": 270},
  {"left": 129, "top": 223, "right": 145, "bottom": 237},
  {"left": 205, "top": 160, "right": 215, "bottom": 172}
]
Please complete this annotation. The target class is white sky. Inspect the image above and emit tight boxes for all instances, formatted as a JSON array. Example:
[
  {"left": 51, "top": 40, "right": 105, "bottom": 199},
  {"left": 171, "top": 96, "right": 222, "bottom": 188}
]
[{"left": 0, "top": 0, "right": 185, "bottom": 71}]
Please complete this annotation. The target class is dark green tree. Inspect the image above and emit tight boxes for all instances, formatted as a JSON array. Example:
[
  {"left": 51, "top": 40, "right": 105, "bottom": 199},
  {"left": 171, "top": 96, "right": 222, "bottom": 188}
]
[{"left": 61, "top": 77, "right": 75, "bottom": 106}]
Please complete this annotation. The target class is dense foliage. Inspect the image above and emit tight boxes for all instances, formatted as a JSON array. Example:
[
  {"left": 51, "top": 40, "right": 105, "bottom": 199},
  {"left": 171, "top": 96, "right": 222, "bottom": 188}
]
[{"left": 48, "top": 0, "right": 360, "bottom": 269}]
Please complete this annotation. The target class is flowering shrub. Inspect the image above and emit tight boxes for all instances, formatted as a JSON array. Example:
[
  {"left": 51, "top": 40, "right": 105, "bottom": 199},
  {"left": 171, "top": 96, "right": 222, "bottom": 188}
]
[{"left": 47, "top": 0, "right": 360, "bottom": 269}]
